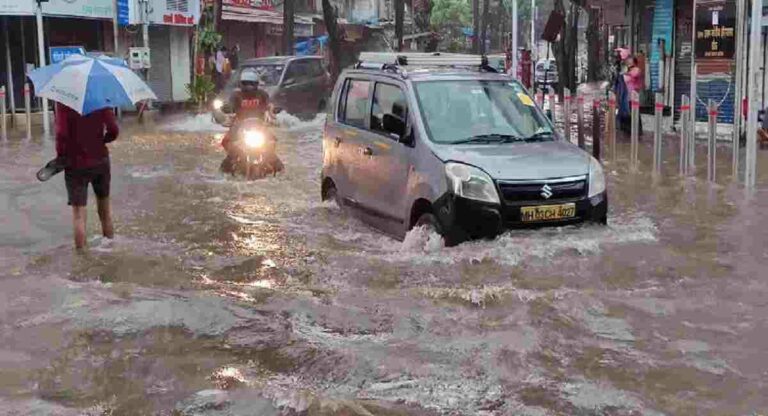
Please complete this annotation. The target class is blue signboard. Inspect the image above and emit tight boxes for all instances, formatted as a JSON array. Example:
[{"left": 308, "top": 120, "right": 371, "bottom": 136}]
[
  {"left": 50, "top": 46, "right": 86, "bottom": 64},
  {"left": 117, "top": 0, "right": 130, "bottom": 26},
  {"left": 650, "top": 0, "right": 674, "bottom": 91}
]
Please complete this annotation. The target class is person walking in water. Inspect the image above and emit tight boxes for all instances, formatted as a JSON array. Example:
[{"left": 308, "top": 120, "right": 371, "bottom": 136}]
[{"left": 55, "top": 102, "right": 119, "bottom": 250}]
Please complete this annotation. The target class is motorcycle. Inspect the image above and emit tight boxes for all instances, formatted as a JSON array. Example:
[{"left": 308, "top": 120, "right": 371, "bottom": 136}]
[{"left": 220, "top": 117, "right": 284, "bottom": 179}]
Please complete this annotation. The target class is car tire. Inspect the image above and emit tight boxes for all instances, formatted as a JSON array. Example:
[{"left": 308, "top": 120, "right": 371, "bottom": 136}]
[
  {"left": 414, "top": 213, "right": 462, "bottom": 247},
  {"left": 318, "top": 99, "right": 327, "bottom": 113},
  {"left": 325, "top": 182, "right": 344, "bottom": 209}
]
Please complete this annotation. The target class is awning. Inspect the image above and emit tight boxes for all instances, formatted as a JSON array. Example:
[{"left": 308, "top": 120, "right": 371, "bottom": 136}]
[{"left": 223, "top": 6, "right": 314, "bottom": 25}]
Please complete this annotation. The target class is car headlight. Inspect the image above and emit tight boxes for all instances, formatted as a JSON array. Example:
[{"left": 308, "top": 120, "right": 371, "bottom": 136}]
[
  {"left": 588, "top": 157, "right": 606, "bottom": 198},
  {"left": 212, "top": 99, "right": 224, "bottom": 111},
  {"left": 445, "top": 162, "right": 500, "bottom": 204},
  {"left": 243, "top": 130, "right": 266, "bottom": 148}
]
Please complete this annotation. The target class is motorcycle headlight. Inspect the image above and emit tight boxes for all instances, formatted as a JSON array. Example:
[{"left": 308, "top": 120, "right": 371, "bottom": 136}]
[
  {"left": 244, "top": 130, "right": 266, "bottom": 148},
  {"left": 588, "top": 157, "right": 606, "bottom": 198},
  {"left": 213, "top": 99, "right": 224, "bottom": 111},
  {"left": 445, "top": 162, "right": 500, "bottom": 204}
]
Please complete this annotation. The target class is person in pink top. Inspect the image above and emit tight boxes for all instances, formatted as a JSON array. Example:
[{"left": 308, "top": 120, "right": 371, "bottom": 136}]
[{"left": 623, "top": 57, "right": 644, "bottom": 94}]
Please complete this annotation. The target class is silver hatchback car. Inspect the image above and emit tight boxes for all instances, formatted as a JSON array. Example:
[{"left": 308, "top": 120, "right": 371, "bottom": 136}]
[{"left": 321, "top": 53, "right": 607, "bottom": 245}]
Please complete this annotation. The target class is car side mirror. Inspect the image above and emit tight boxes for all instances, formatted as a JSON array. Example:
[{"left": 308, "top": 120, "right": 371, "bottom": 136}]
[{"left": 383, "top": 113, "right": 406, "bottom": 139}]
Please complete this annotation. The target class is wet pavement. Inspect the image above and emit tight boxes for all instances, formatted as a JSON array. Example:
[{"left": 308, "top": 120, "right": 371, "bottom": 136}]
[{"left": 2, "top": 112, "right": 768, "bottom": 415}]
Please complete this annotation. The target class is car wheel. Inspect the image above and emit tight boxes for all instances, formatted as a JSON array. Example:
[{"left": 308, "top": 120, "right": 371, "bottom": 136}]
[
  {"left": 414, "top": 213, "right": 463, "bottom": 247},
  {"left": 325, "top": 182, "right": 344, "bottom": 209}
]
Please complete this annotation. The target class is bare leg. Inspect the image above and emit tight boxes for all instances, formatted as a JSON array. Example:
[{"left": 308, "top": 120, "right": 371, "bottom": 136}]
[
  {"left": 72, "top": 206, "right": 87, "bottom": 250},
  {"left": 96, "top": 197, "right": 114, "bottom": 239}
]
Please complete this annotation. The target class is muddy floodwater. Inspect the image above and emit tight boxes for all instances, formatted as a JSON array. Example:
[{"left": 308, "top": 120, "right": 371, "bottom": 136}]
[{"left": 2, "top": 113, "right": 768, "bottom": 415}]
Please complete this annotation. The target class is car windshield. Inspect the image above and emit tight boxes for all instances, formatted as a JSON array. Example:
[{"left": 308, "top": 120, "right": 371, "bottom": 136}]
[
  {"left": 413, "top": 80, "right": 555, "bottom": 145},
  {"left": 231, "top": 64, "right": 284, "bottom": 88}
]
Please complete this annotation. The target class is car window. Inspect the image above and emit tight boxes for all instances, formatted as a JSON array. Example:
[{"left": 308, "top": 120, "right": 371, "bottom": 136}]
[
  {"left": 371, "top": 83, "right": 407, "bottom": 137},
  {"left": 284, "top": 61, "right": 310, "bottom": 84},
  {"left": 414, "top": 80, "right": 553, "bottom": 144},
  {"left": 235, "top": 65, "right": 283, "bottom": 87},
  {"left": 340, "top": 79, "right": 370, "bottom": 129},
  {"left": 309, "top": 60, "right": 325, "bottom": 77}
]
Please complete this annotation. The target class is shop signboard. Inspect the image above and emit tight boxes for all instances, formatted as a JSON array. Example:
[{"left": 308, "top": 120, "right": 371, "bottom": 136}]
[
  {"left": 117, "top": 0, "right": 131, "bottom": 26},
  {"left": 50, "top": 46, "right": 86, "bottom": 64},
  {"left": 43, "top": 0, "right": 114, "bottom": 19},
  {"left": 0, "top": 0, "right": 35, "bottom": 15},
  {"left": 224, "top": 0, "right": 274, "bottom": 11},
  {"left": 147, "top": 0, "right": 200, "bottom": 25},
  {"left": 695, "top": 0, "right": 735, "bottom": 59}
]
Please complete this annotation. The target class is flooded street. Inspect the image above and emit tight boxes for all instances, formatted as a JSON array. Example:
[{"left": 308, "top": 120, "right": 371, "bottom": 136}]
[{"left": 2, "top": 113, "right": 768, "bottom": 415}]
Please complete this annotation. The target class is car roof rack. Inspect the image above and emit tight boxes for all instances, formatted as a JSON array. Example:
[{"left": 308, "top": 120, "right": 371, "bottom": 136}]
[{"left": 356, "top": 52, "right": 497, "bottom": 73}]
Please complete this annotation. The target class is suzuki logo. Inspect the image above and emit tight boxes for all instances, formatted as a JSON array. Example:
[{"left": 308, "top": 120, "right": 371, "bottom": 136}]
[{"left": 540, "top": 184, "right": 553, "bottom": 199}]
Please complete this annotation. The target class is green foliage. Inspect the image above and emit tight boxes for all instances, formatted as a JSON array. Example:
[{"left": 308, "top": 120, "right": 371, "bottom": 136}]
[
  {"left": 430, "top": 0, "right": 471, "bottom": 28},
  {"left": 197, "top": 4, "right": 222, "bottom": 55},
  {"left": 199, "top": 29, "right": 222, "bottom": 55},
  {"left": 186, "top": 75, "right": 215, "bottom": 108}
]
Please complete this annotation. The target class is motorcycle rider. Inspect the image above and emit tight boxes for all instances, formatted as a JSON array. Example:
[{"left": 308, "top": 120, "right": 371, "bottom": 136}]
[{"left": 220, "top": 68, "right": 279, "bottom": 175}]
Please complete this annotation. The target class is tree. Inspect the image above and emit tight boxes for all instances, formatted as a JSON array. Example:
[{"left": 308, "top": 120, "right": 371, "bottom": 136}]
[
  {"left": 585, "top": 6, "right": 601, "bottom": 81},
  {"left": 413, "top": 0, "right": 433, "bottom": 34},
  {"left": 430, "top": 0, "right": 471, "bottom": 51},
  {"left": 551, "top": 0, "right": 581, "bottom": 94},
  {"left": 395, "top": 0, "right": 405, "bottom": 51},
  {"left": 283, "top": 0, "right": 295, "bottom": 55},
  {"left": 321, "top": 0, "right": 343, "bottom": 80},
  {"left": 480, "top": 0, "right": 489, "bottom": 54}
]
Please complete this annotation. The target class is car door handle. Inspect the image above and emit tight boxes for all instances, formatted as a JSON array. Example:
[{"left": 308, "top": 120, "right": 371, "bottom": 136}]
[{"left": 360, "top": 147, "right": 373, "bottom": 156}]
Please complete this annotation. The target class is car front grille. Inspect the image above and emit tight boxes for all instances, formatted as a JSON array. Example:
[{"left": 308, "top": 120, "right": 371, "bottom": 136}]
[{"left": 497, "top": 177, "right": 587, "bottom": 204}]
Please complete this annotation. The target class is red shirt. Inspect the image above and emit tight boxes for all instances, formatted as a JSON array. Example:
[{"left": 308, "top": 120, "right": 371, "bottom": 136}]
[{"left": 55, "top": 103, "right": 119, "bottom": 170}]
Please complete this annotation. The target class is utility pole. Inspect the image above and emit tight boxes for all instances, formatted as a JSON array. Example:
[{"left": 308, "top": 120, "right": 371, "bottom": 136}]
[
  {"left": 531, "top": 2, "right": 536, "bottom": 83},
  {"left": 283, "top": 0, "right": 295, "bottom": 55},
  {"left": 745, "top": 0, "right": 762, "bottom": 189},
  {"left": 733, "top": 0, "right": 745, "bottom": 179},
  {"left": 35, "top": 0, "right": 49, "bottom": 134},
  {"left": 480, "top": 0, "right": 489, "bottom": 54},
  {"left": 395, "top": 0, "right": 404, "bottom": 51},
  {"left": 512, "top": 0, "right": 518, "bottom": 75},
  {"left": 472, "top": 0, "right": 480, "bottom": 53}
]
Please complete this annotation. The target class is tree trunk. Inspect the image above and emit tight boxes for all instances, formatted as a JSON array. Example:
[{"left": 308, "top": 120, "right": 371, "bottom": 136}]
[
  {"left": 552, "top": 0, "right": 581, "bottom": 95},
  {"left": 480, "top": 0, "right": 490, "bottom": 54},
  {"left": 283, "top": 0, "right": 295, "bottom": 55},
  {"left": 213, "top": 0, "right": 222, "bottom": 32},
  {"left": 586, "top": 6, "right": 600, "bottom": 81},
  {"left": 395, "top": 0, "right": 404, "bottom": 51},
  {"left": 472, "top": 0, "right": 480, "bottom": 53},
  {"left": 322, "top": 0, "right": 342, "bottom": 80}
]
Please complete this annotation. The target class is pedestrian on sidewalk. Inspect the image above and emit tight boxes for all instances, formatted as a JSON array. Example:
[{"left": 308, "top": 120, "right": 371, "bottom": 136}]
[
  {"left": 614, "top": 48, "right": 644, "bottom": 136},
  {"left": 55, "top": 102, "right": 119, "bottom": 250},
  {"left": 229, "top": 44, "right": 240, "bottom": 70}
]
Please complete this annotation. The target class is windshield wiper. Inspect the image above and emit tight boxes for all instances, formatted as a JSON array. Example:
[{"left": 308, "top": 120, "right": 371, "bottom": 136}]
[
  {"left": 522, "top": 131, "right": 555, "bottom": 142},
  {"left": 453, "top": 134, "right": 523, "bottom": 144}
]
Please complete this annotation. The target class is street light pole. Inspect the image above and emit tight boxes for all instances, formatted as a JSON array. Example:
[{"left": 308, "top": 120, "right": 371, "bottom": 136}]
[
  {"left": 36, "top": 0, "right": 49, "bottom": 135},
  {"left": 745, "top": 0, "right": 762, "bottom": 189},
  {"left": 732, "top": 0, "right": 745, "bottom": 179},
  {"left": 512, "top": 0, "right": 518, "bottom": 74}
]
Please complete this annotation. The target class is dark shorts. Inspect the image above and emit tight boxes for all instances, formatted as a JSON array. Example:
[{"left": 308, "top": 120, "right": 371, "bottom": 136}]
[{"left": 64, "top": 163, "right": 111, "bottom": 206}]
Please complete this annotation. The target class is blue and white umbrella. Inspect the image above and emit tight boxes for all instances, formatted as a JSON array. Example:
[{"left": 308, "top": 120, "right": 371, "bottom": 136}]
[{"left": 28, "top": 54, "right": 156, "bottom": 115}]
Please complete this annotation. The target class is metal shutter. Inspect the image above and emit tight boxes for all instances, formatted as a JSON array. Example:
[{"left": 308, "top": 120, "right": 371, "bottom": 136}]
[{"left": 148, "top": 26, "right": 173, "bottom": 103}]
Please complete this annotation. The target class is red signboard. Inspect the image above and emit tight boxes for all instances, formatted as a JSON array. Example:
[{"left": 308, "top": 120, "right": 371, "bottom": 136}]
[
  {"left": 163, "top": 13, "right": 195, "bottom": 25},
  {"left": 223, "top": 0, "right": 273, "bottom": 10}
]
